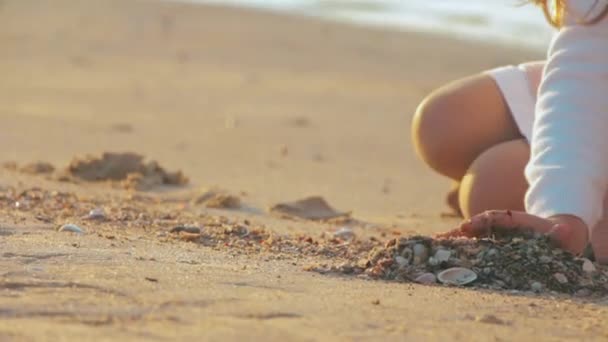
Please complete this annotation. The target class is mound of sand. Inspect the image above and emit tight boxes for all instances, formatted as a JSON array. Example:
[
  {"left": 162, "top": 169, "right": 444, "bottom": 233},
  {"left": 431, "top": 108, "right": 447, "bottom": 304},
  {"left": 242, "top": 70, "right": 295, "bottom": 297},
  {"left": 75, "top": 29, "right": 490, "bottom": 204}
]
[
  {"left": 309, "top": 232, "right": 608, "bottom": 296},
  {"left": 66, "top": 152, "right": 188, "bottom": 190},
  {"left": 192, "top": 189, "right": 242, "bottom": 209}
]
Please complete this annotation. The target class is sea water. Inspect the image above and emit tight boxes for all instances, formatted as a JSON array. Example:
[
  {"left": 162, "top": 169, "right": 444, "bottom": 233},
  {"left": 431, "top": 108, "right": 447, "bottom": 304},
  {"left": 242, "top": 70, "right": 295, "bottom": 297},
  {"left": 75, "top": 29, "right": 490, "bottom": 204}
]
[{"left": 173, "top": 0, "right": 553, "bottom": 50}]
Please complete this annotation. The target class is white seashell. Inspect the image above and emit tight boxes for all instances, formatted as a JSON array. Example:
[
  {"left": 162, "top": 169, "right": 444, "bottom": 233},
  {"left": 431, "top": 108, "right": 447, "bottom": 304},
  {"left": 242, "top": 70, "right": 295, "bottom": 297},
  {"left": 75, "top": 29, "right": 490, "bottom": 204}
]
[
  {"left": 437, "top": 267, "right": 477, "bottom": 286},
  {"left": 415, "top": 273, "right": 437, "bottom": 284},
  {"left": 333, "top": 227, "right": 355, "bottom": 241},
  {"left": 58, "top": 224, "right": 85, "bottom": 234},
  {"left": 582, "top": 258, "right": 596, "bottom": 273},
  {"left": 434, "top": 249, "right": 451, "bottom": 263}
]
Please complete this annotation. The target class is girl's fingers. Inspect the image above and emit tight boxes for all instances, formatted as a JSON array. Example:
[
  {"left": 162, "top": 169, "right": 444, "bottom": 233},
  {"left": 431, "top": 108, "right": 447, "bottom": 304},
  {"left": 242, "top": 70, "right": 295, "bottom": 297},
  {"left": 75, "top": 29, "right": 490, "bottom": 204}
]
[
  {"left": 438, "top": 212, "right": 588, "bottom": 255},
  {"left": 441, "top": 210, "right": 557, "bottom": 239}
]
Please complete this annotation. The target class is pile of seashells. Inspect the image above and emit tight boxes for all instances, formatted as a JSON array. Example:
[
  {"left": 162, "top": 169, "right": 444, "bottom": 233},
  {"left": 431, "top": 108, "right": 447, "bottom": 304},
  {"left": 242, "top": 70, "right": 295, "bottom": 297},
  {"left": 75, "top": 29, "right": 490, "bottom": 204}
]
[{"left": 328, "top": 232, "right": 608, "bottom": 295}]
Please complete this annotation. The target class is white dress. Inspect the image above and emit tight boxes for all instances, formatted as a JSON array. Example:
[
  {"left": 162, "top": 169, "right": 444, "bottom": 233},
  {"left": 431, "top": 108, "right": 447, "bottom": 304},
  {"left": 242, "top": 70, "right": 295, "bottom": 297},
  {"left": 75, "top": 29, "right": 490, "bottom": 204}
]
[{"left": 487, "top": 0, "right": 608, "bottom": 229}]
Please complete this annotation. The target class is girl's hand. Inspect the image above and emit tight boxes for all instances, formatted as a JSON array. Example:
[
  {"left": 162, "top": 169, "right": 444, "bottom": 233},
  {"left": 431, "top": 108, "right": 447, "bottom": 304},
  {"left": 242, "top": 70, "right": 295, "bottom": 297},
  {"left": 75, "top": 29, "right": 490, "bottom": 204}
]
[{"left": 437, "top": 210, "right": 589, "bottom": 255}]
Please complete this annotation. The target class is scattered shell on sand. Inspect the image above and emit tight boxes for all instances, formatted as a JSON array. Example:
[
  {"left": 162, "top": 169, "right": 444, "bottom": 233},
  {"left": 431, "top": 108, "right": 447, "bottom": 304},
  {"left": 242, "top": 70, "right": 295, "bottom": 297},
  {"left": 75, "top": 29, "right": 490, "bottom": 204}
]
[
  {"left": 582, "top": 258, "right": 596, "bottom": 273},
  {"left": 14, "top": 200, "right": 30, "bottom": 210},
  {"left": 84, "top": 208, "right": 107, "bottom": 221},
  {"left": 333, "top": 227, "right": 355, "bottom": 241},
  {"left": 58, "top": 224, "right": 85, "bottom": 234},
  {"left": 178, "top": 232, "right": 202, "bottom": 242},
  {"left": 437, "top": 267, "right": 477, "bottom": 286},
  {"left": 415, "top": 273, "right": 437, "bottom": 284}
]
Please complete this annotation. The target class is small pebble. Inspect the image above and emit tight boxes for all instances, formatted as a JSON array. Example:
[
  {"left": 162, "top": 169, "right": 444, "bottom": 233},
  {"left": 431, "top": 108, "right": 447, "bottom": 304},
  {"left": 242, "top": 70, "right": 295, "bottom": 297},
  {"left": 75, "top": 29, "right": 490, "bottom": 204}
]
[
  {"left": 412, "top": 244, "right": 429, "bottom": 264},
  {"left": 400, "top": 247, "right": 413, "bottom": 260},
  {"left": 415, "top": 273, "right": 437, "bottom": 285},
  {"left": 434, "top": 249, "right": 451, "bottom": 263},
  {"left": 395, "top": 256, "right": 409, "bottom": 267},
  {"left": 582, "top": 258, "right": 596, "bottom": 273},
  {"left": 279, "top": 145, "right": 289, "bottom": 157},
  {"left": 58, "top": 224, "right": 85, "bottom": 234},
  {"left": 476, "top": 314, "right": 507, "bottom": 325},
  {"left": 170, "top": 226, "right": 201, "bottom": 234},
  {"left": 575, "top": 289, "right": 592, "bottom": 297},
  {"left": 337, "top": 262, "right": 354, "bottom": 274},
  {"left": 85, "top": 207, "right": 107, "bottom": 220},
  {"left": 553, "top": 273, "right": 568, "bottom": 284},
  {"left": 333, "top": 227, "right": 355, "bottom": 241},
  {"left": 14, "top": 201, "right": 29, "bottom": 210},
  {"left": 530, "top": 282, "right": 543, "bottom": 292},
  {"left": 539, "top": 255, "right": 552, "bottom": 264}
]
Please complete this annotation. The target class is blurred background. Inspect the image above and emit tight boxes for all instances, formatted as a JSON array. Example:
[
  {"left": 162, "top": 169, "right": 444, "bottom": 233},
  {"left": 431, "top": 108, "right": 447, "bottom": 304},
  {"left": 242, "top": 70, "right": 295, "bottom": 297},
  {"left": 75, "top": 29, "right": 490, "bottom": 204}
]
[
  {"left": 187, "top": 0, "right": 553, "bottom": 48},
  {"left": 0, "top": 0, "right": 543, "bottom": 225}
]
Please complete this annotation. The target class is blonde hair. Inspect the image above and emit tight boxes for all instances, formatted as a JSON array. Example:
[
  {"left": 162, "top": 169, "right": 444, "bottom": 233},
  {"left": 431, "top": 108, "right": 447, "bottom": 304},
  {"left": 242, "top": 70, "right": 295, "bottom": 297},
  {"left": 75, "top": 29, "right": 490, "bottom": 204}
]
[{"left": 531, "top": 0, "right": 608, "bottom": 27}]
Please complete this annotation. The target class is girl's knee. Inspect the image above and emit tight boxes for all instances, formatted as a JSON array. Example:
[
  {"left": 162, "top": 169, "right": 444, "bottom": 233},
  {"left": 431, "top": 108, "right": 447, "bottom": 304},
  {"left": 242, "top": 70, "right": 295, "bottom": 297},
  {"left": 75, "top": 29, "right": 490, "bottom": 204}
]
[
  {"left": 412, "top": 86, "right": 465, "bottom": 178},
  {"left": 459, "top": 140, "right": 529, "bottom": 218},
  {"left": 412, "top": 73, "right": 513, "bottom": 180}
]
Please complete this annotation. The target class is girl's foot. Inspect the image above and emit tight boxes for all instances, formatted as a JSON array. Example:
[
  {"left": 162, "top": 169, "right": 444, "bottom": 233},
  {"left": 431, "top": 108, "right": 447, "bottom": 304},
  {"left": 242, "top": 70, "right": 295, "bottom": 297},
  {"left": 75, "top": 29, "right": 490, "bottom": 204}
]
[{"left": 437, "top": 210, "right": 588, "bottom": 255}]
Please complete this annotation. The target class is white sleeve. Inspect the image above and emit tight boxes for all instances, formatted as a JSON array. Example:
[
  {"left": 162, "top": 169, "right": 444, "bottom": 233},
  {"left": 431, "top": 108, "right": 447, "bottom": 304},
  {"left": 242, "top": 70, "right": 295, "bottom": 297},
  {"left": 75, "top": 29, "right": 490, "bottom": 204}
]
[{"left": 525, "top": 1, "right": 608, "bottom": 229}]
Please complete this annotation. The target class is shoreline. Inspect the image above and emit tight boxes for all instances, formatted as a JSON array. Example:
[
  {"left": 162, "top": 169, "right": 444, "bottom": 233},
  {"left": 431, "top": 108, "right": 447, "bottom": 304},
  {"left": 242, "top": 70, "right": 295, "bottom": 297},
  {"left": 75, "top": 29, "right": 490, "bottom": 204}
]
[{"left": 172, "top": 0, "right": 551, "bottom": 51}]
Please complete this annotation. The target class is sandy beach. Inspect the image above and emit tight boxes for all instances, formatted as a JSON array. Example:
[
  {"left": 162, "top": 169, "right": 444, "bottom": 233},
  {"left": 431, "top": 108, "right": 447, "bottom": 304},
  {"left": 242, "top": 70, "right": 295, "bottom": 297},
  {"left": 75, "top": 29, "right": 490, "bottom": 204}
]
[{"left": 4, "top": 0, "right": 608, "bottom": 341}]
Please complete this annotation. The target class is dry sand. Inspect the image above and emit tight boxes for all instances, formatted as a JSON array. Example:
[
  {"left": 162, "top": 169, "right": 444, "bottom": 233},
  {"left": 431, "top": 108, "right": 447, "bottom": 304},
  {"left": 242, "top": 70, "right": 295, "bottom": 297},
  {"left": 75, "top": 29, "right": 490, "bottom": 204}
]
[{"left": 3, "top": 0, "right": 608, "bottom": 340}]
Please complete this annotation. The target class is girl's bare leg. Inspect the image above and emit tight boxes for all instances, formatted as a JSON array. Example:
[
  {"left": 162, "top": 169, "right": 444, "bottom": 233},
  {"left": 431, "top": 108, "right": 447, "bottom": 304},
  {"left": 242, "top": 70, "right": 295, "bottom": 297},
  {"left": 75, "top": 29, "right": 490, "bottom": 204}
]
[
  {"left": 412, "top": 73, "right": 522, "bottom": 182},
  {"left": 458, "top": 139, "right": 528, "bottom": 219}
]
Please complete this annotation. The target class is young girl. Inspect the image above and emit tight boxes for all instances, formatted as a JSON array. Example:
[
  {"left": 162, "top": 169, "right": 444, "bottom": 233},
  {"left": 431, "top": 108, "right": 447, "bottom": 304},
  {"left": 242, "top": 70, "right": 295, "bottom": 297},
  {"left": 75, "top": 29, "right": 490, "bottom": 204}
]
[{"left": 412, "top": 0, "right": 608, "bottom": 261}]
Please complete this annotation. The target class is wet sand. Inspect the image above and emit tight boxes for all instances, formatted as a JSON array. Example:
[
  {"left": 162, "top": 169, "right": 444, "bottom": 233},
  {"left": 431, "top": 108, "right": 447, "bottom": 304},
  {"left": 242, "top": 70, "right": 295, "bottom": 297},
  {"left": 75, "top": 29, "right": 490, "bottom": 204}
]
[{"left": 4, "top": 0, "right": 608, "bottom": 341}]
